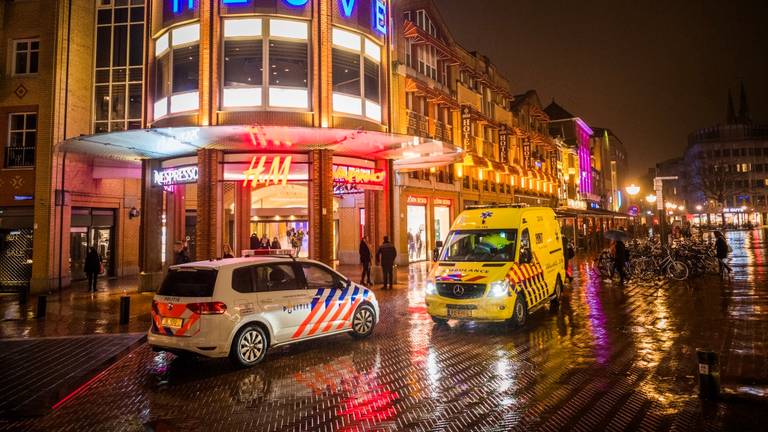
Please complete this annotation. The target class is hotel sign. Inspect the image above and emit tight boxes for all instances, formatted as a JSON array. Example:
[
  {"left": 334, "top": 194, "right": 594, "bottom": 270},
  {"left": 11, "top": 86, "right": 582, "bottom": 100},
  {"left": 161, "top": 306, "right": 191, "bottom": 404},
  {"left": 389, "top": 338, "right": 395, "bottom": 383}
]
[
  {"left": 499, "top": 125, "right": 509, "bottom": 164},
  {"left": 461, "top": 106, "right": 472, "bottom": 151},
  {"left": 522, "top": 140, "right": 532, "bottom": 169},
  {"left": 152, "top": 166, "right": 198, "bottom": 187}
]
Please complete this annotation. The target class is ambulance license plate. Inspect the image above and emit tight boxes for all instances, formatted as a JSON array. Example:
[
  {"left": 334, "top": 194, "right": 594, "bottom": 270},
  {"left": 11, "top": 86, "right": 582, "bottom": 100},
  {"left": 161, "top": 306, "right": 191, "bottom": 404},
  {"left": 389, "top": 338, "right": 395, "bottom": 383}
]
[
  {"left": 447, "top": 309, "right": 472, "bottom": 319},
  {"left": 161, "top": 317, "right": 183, "bottom": 328}
]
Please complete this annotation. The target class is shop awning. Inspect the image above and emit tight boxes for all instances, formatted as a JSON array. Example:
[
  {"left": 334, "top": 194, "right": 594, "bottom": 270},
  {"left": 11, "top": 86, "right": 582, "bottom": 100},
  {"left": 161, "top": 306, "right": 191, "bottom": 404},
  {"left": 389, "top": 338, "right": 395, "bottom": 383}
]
[{"left": 57, "top": 125, "right": 463, "bottom": 170}]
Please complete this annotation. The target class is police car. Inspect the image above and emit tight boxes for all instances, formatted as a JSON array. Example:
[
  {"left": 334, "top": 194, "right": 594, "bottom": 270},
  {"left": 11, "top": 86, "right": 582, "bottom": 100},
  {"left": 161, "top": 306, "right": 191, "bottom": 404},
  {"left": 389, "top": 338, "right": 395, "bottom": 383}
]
[{"left": 148, "top": 256, "right": 379, "bottom": 367}]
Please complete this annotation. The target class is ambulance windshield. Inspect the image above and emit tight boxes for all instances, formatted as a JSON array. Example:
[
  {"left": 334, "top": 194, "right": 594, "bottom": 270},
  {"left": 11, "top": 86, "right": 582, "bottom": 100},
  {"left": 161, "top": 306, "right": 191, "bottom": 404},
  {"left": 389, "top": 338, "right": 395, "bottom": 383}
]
[{"left": 439, "top": 229, "right": 517, "bottom": 262}]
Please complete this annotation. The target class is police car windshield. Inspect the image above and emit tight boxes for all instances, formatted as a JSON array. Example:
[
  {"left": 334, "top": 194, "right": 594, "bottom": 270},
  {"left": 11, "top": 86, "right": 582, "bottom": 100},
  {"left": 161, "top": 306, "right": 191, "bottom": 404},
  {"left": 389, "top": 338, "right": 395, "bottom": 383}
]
[
  {"left": 440, "top": 229, "right": 517, "bottom": 262},
  {"left": 159, "top": 269, "right": 218, "bottom": 297}
]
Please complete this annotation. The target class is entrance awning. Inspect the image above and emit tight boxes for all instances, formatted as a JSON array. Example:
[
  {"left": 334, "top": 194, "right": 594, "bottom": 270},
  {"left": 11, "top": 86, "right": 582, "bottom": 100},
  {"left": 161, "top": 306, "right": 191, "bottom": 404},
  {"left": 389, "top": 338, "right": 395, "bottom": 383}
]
[{"left": 57, "top": 125, "right": 463, "bottom": 170}]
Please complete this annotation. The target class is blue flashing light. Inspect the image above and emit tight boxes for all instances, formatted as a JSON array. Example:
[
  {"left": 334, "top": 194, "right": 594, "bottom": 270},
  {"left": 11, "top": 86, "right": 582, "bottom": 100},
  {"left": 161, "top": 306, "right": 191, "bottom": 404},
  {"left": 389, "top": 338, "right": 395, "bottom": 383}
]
[
  {"left": 340, "top": 0, "right": 356, "bottom": 17},
  {"left": 373, "top": 0, "right": 387, "bottom": 34}
]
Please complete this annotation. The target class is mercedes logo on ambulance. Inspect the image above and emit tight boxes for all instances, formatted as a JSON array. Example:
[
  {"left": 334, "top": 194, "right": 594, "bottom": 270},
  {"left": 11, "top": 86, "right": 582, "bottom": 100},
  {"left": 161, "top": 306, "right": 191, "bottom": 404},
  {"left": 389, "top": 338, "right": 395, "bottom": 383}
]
[{"left": 452, "top": 285, "right": 465, "bottom": 297}]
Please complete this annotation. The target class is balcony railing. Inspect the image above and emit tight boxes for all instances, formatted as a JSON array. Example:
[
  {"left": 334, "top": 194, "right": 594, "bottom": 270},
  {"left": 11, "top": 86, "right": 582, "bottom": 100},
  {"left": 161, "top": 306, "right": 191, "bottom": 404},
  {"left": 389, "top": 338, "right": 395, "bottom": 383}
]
[
  {"left": 406, "top": 110, "right": 429, "bottom": 138},
  {"left": 434, "top": 121, "right": 453, "bottom": 143}
]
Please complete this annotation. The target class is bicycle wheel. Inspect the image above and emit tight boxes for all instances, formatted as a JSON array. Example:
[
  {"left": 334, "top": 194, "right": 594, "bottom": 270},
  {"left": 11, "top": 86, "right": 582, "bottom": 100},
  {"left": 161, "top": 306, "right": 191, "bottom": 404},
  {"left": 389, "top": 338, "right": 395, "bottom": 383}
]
[{"left": 666, "top": 261, "right": 689, "bottom": 281}]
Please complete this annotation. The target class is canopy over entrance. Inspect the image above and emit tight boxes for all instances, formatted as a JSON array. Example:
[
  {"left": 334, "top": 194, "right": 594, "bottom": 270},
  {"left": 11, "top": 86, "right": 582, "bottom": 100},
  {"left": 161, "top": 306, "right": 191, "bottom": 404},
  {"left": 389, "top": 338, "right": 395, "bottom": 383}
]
[{"left": 58, "top": 126, "right": 462, "bottom": 170}]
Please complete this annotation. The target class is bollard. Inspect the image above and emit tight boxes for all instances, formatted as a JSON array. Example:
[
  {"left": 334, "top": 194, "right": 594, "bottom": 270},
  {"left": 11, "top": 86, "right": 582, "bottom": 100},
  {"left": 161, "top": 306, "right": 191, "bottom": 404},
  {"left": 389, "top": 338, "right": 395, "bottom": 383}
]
[
  {"left": 696, "top": 349, "right": 720, "bottom": 399},
  {"left": 119, "top": 296, "right": 131, "bottom": 325},
  {"left": 36, "top": 295, "right": 47, "bottom": 319}
]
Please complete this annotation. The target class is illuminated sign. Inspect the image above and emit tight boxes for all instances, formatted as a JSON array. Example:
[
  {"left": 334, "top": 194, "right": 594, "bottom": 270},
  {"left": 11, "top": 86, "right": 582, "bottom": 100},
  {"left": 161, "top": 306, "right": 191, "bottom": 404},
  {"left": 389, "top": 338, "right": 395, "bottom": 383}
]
[
  {"left": 373, "top": 0, "right": 387, "bottom": 34},
  {"left": 13, "top": 195, "right": 33, "bottom": 201},
  {"left": 498, "top": 126, "right": 509, "bottom": 164},
  {"left": 434, "top": 198, "right": 452, "bottom": 207},
  {"left": 153, "top": 166, "right": 198, "bottom": 186},
  {"left": 522, "top": 140, "right": 532, "bottom": 169},
  {"left": 172, "top": 0, "right": 194, "bottom": 13},
  {"left": 221, "top": 0, "right": 308, "bottom": 6},
  {"left": 332, "top": 164, "right": 385, "bottom": 186},
  {"left": 461, "top": 106, "right": 472, "bottom": 150},
  {"left": 407, "top": 196, "right": 428, "bottom": 205},
  {"left": 340, "top": 0, "right": 356, "bottom": 17},
  {"left": 243, "top": 156, "right": 293, "bottom": 187}
]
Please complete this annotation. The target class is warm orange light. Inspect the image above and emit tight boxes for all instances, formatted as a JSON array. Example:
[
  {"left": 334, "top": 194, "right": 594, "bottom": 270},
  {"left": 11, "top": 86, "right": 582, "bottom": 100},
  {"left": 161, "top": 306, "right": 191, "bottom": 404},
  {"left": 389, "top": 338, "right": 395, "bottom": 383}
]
[
  {"left": 478, "top": 169, "right": 484, "bottom": 181},
  {"left": 455, "top": 164, "right": 463, "bottom": 178}
]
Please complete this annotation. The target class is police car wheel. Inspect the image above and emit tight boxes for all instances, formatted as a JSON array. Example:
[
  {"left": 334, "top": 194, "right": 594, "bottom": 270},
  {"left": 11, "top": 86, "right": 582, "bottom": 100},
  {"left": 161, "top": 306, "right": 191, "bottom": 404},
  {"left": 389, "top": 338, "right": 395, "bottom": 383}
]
[
  {"left": 350, "top": 305, "right": 375, "bottom": 339},
  {"left": 510, "top": 296, "right": 527, "bottom": 327},
  {"left": 230, "top": 325, "right": 268, "bottom": 367}
]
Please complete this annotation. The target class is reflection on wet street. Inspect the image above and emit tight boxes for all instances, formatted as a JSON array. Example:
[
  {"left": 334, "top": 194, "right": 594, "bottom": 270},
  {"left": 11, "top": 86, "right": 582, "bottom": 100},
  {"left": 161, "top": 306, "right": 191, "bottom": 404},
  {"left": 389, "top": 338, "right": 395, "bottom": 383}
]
[{"left": 8, "top": 230, "right": 768, "bottom": 431}]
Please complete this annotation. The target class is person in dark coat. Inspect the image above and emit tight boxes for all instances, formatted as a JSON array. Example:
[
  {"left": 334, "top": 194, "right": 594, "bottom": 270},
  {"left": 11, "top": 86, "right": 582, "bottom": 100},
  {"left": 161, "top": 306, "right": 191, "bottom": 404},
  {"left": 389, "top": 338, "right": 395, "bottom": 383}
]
[
  {"left": 173, "top": 241, "right": 190, "bottom": 265},
  {"left": 376, "top": 236, "right": 397, "bottom": 290},
  {"left": 84, "top": 247, "right": 101, "bottom": 293},
  {"left": 563, "top": 235, "right": 574, "bottom": 281},
  {"left": 260, "top": 234, "right": 271, "bottom": 249},
  {"left": 270, "top": 237, "right": 281, "bottom": 250},
  {"left": 222, "top": 244, "right": 234, "bottom": 259},
  {"left": 359, "top": 237, "right": 372, "bottom": 285},
  {"left": 611, "top": 238, "right": 628, "bottom": 284},
  {"left": 714, "top": 231, "right": 732, "bottom": 276}
]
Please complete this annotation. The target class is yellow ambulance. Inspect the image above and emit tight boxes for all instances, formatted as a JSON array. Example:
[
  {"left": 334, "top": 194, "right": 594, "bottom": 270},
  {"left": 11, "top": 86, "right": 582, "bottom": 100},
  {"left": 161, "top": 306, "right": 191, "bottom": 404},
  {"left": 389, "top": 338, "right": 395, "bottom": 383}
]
[{"left": 425, "top": 205, "right": 565, "bottom": 327}]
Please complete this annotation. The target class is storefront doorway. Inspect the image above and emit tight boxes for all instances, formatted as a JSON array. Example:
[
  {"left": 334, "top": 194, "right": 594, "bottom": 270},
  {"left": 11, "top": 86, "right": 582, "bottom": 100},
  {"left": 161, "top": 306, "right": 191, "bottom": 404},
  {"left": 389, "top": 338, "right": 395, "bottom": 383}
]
[
  {"left": 433, "top": 199, "right": 452, "bottom": 245},
  {"left": 407, "top": 196, "right": 428, "bottom": 262},
  {"left": 69, "top": 208, "right": 115, "bottom": 280}
]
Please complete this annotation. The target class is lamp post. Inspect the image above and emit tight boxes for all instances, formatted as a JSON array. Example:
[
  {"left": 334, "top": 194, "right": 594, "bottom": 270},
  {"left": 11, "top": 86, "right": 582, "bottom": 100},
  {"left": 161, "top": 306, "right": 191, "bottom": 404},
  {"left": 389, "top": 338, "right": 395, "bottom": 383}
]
[
  {"left": 654, "top": 176, "right": 678, "bottom": 246},
  {"left": 625, "top": 184, "right": 641, "bottom": 234}
]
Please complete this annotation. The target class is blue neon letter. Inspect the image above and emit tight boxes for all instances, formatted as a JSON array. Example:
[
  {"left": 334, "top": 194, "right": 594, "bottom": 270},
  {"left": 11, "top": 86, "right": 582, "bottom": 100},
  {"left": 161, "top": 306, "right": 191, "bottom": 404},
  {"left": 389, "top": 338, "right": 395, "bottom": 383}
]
[
  {"left": 340, "top": 0, "right": 356, "bottom": 17},
  {"left": 373, "top": 0, "right": 386, "bottom": 34},
  {"left": 284, "top": 0, "right": 309, "bottom": 6},
  {"left": 222, "top": 0, "right": 249, "bottom": 4}
]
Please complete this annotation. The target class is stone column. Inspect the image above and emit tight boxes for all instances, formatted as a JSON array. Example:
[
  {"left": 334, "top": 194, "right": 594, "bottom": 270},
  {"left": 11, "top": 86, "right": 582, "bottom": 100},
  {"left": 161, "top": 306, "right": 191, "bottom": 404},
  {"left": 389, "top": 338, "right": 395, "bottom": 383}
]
[
  {"left": 139, "top": 159, "right": 164, "bottom": 292},
  {"left": 309, "top": 149, "right": 334, "bottom": 264},
  {"left": 235, "top": 185, "right": 251, "bottom": 256},
  {"left": 196, "top": 149, "right": 224, "bottom": 260}
]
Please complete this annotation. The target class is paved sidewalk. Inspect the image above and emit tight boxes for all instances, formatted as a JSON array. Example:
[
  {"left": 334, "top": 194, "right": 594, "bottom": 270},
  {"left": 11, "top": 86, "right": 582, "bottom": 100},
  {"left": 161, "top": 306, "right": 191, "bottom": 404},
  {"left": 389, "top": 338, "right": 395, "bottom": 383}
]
[
  {"left": 0, "top": 333, "right": 145, "bottom": 418},
  {"left": 0, "top": 277, "right": 154, "bottom": 339}
]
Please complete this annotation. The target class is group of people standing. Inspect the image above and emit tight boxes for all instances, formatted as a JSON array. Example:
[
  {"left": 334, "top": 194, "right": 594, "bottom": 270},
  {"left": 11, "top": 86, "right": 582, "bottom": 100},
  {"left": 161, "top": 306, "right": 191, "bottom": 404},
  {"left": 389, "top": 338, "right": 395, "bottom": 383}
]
[
  {"left": 358, "top": 236, "right": 397, "bottom": 290},
  {"left": 249, "top": 233, "right": 282, "bottom": 251}
]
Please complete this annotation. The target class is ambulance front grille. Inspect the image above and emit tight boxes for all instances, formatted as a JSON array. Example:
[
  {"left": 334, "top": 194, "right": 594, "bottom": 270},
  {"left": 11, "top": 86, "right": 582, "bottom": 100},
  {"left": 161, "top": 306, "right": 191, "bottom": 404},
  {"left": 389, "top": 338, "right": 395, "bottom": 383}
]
[{"left": 436, "top": 283, "right": 486, "bottom": 299}]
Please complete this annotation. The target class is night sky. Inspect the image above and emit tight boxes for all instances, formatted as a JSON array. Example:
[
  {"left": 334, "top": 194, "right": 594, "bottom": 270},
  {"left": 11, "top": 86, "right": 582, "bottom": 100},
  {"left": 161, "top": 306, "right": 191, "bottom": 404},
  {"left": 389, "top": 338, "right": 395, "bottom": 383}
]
[{"left": 437, "top": 0, "right": 768, "bottom": 181}]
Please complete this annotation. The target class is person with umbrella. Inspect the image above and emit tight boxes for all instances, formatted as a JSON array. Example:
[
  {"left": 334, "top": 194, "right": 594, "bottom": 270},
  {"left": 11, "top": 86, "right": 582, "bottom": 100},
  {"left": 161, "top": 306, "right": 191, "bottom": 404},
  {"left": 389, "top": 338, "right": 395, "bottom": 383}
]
[{"left": 605, "top": 228, "right": 629, "bottom": 284}]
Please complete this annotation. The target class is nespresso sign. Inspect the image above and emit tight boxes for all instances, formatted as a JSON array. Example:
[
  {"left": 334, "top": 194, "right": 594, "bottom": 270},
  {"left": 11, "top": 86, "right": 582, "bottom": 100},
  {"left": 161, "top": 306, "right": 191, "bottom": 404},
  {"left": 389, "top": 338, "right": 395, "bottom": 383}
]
[{"left": 152, "top": 166, "right": 199, "bottom": 186}]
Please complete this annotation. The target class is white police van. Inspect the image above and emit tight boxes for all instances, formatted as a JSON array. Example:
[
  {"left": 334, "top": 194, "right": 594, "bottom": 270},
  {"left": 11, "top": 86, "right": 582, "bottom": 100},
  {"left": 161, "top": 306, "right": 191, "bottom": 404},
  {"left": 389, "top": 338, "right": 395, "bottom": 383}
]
[{"left": 148, "top": 256, "right": 379, "bottom": 367}]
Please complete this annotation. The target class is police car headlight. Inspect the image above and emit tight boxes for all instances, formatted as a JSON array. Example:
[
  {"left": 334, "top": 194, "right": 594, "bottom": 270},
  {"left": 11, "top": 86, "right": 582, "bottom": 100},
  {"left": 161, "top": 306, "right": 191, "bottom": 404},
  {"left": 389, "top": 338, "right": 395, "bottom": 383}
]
[
  {"left": 425, "top": 281, "right": 437, "bottom": 295},
  {"left": 488, "top": 279, "right": 511, "bottom": 297}
]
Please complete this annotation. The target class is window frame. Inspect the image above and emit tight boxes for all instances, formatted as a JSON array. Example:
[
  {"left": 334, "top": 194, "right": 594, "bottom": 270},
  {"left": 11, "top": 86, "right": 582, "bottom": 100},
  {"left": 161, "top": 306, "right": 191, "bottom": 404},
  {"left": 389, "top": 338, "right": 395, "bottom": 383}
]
[
  {"left": 153, "top": 22, "right": 201, "bottom": 120},
  {"left": 331, "top": 26, "right": 382, "bottom": 123},
  {"left": 12, "top": 38, "right": 40, "bottom": 76},
  {"left": 299, "top": 262, "right": 348, "bottom": 291},
  {"left": 220, "top": 17, "right": 311, "bottom": 112},
  {"left": 92, "top": 1, "right": 145, "bottom": 133},
  {"left": 4, "top": 112, "right": 38, "bottom": 169}
]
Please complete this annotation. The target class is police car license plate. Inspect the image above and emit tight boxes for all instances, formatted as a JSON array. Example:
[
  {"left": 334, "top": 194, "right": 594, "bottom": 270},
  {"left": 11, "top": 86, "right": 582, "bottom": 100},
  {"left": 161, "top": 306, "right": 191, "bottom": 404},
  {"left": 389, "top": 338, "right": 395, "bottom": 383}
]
[
  {"left": 447, "top": 309, "right": 472, "bottom": 319},
  {"left": 161, "top": 317, "right": 183, "bottom": 328}
]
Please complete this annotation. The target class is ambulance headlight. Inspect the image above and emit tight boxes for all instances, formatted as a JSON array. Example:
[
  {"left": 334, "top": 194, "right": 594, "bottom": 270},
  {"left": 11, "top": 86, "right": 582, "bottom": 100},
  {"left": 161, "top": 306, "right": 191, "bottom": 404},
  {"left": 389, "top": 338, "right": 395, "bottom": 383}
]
[
  {"left": 488, "top": 279, "right": 511, "bottom": 297},
  {"left": 425, "top": 281, "right": 437, "bottom": 295}
]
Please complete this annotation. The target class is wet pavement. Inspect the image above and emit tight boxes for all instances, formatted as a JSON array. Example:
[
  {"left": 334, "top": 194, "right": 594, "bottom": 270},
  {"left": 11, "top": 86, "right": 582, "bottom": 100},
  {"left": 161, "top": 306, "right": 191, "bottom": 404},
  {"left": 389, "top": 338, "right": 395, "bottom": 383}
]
[{"left": 1, "top": 230, "right": 767, "bottom": 431}]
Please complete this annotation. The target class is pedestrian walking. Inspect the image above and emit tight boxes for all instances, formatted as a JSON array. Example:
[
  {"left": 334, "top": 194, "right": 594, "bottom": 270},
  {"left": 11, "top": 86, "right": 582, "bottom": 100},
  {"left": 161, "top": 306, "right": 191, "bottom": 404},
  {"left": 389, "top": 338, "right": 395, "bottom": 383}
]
[
  {"left": 376, "top": 236, "right": 397, "bottom": 290},
  {"left": 563, "top": 235, "right": 574, "bottom": 281},
  {"left": 611, "top": 238, "right": 628, "bottom": 284},
  {"left": 359, "top": 236, "right": 373, "bottom": 285},
  {"left": 714, "top": 230, "right": 732, "bottom": 277},
  {"left": 173, "top": 241, "right": 190, "bottom": 265},
  {"left": 84, "top": 246, "right": 102, "bottom": 292}
]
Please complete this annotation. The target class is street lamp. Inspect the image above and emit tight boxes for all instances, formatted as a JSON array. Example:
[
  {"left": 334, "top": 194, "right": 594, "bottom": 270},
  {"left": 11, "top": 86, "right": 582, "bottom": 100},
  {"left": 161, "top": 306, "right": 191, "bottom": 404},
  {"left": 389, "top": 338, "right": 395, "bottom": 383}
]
[
  {"left": 695, "top": 205, "right": 703, "bottom": 211},
  {"left": 645, "top": 194, "right": 657, "bottom": 204},
  {"left": 625, "top": 184, "right": 640, "bottom": 196}
]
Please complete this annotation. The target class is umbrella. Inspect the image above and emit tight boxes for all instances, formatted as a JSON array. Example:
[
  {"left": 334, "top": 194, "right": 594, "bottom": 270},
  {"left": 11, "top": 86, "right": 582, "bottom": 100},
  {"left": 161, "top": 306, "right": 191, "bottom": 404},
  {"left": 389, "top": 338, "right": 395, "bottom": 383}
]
[{"left": 604, "top": 230, "right": 630, "bottom": 242}]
